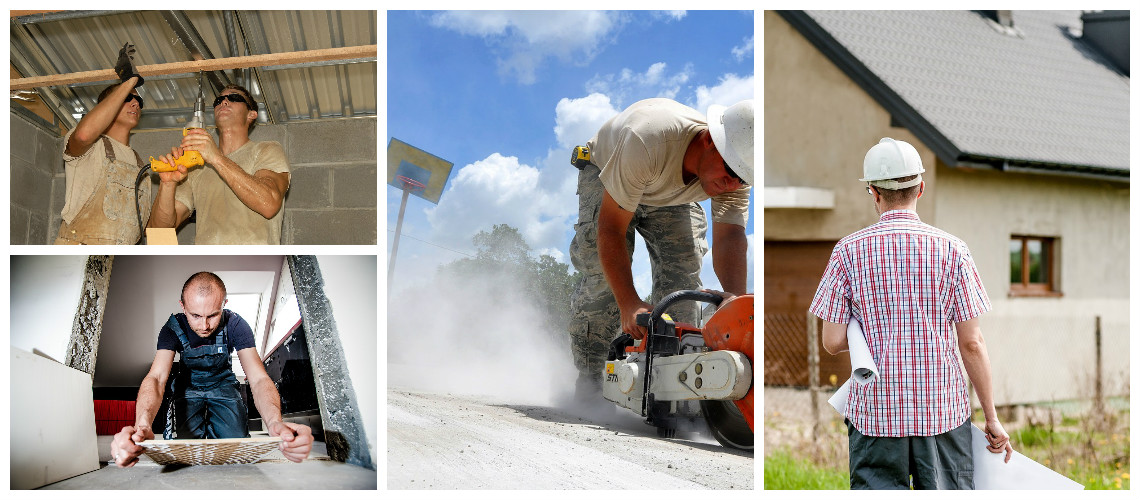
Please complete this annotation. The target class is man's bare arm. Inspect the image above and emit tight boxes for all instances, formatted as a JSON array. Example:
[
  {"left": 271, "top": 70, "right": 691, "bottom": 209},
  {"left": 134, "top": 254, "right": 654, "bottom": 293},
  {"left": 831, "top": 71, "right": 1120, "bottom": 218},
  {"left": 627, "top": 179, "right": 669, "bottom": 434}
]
[
  {"left": 956, "top": 316, "right": 1014, "bottom": 462},
  {"left": 711, "top": 221, "right": 748, "bottom": 296},
  {"left": 66, "top": 77, "right": 138, "bottom": 157},
  {"left": 821, "top": 319, "right": 848, "bottom": 355},
  {"left": 237, "top": 348, "right": 283, "bottom": 426},
  {"left": 135, "top": 349, "right": 175, "bottom": 428},
  {"left": 597, "top": 191, "right": 651, "bottom": 339}
]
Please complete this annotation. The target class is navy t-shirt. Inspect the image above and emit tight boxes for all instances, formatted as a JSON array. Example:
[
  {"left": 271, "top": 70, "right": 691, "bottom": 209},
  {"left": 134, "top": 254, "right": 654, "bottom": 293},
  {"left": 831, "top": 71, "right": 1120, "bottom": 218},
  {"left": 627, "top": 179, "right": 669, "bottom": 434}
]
[{"left": 157, "top": 310, "right": 257, "bottom": 354}]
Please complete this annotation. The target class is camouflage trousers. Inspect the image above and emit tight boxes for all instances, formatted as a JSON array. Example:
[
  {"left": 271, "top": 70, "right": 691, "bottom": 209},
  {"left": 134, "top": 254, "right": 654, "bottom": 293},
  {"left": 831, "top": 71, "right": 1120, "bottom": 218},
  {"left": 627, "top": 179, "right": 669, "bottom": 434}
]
[{"left": 568, "top": 164, "right": 708, "bottom": 380}]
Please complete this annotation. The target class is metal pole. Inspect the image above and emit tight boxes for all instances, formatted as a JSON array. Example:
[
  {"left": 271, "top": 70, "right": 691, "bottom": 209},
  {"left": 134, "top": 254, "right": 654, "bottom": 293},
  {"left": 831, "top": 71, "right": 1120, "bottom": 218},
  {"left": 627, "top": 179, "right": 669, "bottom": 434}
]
[{"left": 387, "top": 188, "right": 411, "bottom": 295}]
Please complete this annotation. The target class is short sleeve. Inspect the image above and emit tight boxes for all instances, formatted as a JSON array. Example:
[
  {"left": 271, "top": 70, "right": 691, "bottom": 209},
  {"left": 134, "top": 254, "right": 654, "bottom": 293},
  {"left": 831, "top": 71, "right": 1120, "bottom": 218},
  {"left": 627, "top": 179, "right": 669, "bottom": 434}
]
[
  {"left": 227, "top": 311, "right": 257, "bottom": 351},
  {"left": 156, "top": 321, "right": 181, "bottom": 352},
  {"left": 597, "top": 128, "right": 653, "bottom": 213},
  {"left": 710, "top": 186, "right": 751, "bottom": 226},
  {"left": 809, "top": 246, "right": 852, "bottom": 324},
  {"left": 949, "top": 243, "right": 991, "bottom": 322},
  {"left": 254, "top": 141, "right": 291, "bottom": 176}
]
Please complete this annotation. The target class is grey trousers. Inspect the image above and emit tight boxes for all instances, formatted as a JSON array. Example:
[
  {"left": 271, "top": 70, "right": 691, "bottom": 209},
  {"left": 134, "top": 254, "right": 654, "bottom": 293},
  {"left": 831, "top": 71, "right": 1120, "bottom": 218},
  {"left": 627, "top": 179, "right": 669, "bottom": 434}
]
[
  {"left": 847, "top": 418, "right": 975, "bottom": 490},
  {"left": 567, "top": 164, "right": 708, "bottom": 379}
]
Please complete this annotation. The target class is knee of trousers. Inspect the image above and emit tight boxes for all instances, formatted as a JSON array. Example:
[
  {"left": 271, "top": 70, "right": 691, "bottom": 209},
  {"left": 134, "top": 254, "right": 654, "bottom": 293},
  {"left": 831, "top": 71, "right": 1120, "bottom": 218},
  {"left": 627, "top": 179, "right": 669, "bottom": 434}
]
[{"left": 568, "top": 314, "right": 618, "bottom": 373}]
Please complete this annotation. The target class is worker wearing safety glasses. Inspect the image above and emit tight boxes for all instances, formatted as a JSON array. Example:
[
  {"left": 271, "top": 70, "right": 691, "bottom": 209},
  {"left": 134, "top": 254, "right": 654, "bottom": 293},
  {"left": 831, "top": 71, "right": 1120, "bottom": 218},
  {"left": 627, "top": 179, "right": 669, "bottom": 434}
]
[
  {"left": 147, "top": 84, "right": 291, "bottom": 244},
  {"left": 55, "top": 43, "right": 151, "bottom": 245}
]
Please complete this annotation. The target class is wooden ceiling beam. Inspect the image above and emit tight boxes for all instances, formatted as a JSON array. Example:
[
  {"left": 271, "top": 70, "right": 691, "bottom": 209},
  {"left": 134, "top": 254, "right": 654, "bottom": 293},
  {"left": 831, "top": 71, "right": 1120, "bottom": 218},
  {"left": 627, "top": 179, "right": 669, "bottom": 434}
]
[{"left": 10, "top": 44, "right": 377, "bottom": 90}]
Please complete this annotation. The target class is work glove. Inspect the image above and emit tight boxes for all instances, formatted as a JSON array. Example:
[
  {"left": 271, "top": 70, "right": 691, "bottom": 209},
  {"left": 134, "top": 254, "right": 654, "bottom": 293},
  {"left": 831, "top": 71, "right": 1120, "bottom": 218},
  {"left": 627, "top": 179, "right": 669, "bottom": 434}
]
[{"left": 114, "top": 42, "right": 145, "bottom": 88}]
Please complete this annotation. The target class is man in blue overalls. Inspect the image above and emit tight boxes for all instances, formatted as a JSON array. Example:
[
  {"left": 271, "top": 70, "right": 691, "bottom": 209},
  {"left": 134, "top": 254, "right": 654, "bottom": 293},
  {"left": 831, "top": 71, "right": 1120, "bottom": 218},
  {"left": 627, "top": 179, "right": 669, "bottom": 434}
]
[{"left": 110, "top": 271, "right": 313, "bottom": 466}]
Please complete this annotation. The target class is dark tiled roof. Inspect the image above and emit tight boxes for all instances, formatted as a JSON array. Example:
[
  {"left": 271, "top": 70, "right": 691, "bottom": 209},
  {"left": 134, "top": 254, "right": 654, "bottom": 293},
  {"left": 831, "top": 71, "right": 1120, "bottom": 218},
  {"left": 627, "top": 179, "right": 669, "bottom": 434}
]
[{"left": 790, "top": 10, "right": 1128, "bottom": 175}]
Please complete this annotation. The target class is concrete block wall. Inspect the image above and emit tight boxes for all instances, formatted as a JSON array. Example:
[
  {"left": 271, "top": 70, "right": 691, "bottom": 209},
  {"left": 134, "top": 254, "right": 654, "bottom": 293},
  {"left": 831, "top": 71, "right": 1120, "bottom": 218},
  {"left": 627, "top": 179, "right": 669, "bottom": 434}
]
[
  {"left": 10, "top": 112, "right": 60, "bottom": 245},
  {"left": 13, "top": 112, "right": 377, "bottom": 245}
]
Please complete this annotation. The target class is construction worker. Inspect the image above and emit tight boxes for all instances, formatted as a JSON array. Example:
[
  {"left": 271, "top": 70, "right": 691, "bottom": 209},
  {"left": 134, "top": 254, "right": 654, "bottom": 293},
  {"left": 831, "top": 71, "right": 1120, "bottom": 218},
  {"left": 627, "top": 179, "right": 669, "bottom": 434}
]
[
  {"left": 809, "top": 138, "right": 1013, "bottom": 489},
  {"left": 55, "top": 43, "right": 150, "bottom": 244},
  {"left": 147, "top": 84, "right": 291, "bottom": 244},
  {"left": 109, "top": 272, "right": 313, "bottom": 467},
  {"left": 569, "top": 98, "right": 753, "bottom": 402}
]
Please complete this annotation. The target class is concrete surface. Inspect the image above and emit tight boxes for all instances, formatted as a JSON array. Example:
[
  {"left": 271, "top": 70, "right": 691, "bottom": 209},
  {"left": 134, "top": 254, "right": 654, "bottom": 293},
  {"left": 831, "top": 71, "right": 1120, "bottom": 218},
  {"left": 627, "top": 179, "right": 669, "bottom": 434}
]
[
  {"left": 388, "top": 387, "right": 754, "bottom": 489},
  {"left": 44, "top": 439, "right": 376, "bottom": 489}
]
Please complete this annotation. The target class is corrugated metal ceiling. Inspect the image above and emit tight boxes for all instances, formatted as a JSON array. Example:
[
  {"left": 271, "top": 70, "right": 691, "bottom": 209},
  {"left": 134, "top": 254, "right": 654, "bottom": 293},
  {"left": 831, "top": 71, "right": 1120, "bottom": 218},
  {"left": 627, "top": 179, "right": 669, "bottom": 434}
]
[{"left": 10, "top": 10, "right": 376, "bottom": 132}]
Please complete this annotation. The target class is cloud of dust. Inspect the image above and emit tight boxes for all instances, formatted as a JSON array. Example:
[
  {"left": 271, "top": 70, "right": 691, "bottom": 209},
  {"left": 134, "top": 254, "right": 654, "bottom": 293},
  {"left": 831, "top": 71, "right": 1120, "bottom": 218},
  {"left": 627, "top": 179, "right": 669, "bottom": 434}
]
[{"left": 387, "top": 270, "right": 578, "bottom": 407}]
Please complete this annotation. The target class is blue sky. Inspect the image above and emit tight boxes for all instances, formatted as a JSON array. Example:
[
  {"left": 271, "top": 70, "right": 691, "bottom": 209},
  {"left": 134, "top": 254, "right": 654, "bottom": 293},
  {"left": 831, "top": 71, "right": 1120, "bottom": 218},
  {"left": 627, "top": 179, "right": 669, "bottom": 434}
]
[{"left": 386, "top": 11, "right": 755, "bottom": 295}]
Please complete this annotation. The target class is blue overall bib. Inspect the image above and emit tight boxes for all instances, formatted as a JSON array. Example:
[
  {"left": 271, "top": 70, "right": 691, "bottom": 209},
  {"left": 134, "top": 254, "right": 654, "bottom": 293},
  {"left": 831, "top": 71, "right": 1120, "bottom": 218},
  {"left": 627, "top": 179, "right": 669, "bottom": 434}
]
[{"left": 166, "top": 312, "right": 250, "bottom": 439}]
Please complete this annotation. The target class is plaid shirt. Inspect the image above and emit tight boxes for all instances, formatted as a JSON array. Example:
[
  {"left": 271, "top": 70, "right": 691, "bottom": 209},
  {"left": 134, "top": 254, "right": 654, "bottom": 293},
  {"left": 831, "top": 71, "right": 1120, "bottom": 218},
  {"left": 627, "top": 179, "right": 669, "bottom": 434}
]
[{"left": 810, "top": 210, "right": 991, "bottom": 437}]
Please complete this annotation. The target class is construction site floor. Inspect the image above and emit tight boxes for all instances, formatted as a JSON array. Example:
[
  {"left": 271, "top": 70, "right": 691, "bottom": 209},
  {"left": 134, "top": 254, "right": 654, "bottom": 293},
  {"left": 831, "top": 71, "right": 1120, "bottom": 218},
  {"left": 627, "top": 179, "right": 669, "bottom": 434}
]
[{"left": 41, "top": 438, "right": 376, "bottom": 489}]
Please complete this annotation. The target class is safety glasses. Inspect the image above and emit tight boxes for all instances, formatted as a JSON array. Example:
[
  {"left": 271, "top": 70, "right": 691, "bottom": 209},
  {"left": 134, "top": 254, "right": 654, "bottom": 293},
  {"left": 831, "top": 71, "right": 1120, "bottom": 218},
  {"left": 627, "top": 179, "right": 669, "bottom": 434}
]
[
  {"left": 213, "top": 93, "right": 250, "bottom": 108},
  {"left": 124, "top": 93, "right": 144, "bottom": 109}
]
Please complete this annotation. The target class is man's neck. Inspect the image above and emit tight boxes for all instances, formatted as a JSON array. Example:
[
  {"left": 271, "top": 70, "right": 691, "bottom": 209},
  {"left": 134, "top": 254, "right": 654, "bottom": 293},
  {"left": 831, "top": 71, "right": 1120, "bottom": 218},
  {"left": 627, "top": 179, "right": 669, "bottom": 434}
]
[
  {"left": 104, "top": 123, "right": 132, "bottom": 146},
  {"left": 217, "top": 126, "right": 251, "bottom": 156},
  {"left": 680, "top": 130, "right": 706, "bottom": 184}
]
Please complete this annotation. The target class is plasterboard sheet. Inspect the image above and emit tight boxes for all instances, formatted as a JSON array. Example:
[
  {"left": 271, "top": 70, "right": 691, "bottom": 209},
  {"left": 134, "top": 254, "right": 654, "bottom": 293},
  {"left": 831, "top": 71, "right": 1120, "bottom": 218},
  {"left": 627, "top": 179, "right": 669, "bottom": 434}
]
[{"left": 11, "top": 347, "right": 100, "bottom": 489}]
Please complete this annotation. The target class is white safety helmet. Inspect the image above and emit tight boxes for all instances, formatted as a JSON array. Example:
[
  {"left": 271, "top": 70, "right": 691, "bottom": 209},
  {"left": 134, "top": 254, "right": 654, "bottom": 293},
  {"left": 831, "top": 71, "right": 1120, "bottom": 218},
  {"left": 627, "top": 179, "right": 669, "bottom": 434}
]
[
  {"left": 860, "top": 137, "right": 925, "bottom": 190},
  {"left": 707, "top": 99, "right": 754, "bottom": 186}
]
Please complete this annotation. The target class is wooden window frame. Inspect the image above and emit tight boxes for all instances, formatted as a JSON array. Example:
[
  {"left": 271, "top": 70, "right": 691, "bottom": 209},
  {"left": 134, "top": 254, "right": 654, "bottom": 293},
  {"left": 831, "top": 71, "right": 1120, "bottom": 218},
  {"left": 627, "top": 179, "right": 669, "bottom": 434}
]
[{"left": 1009, "top": 235, "right": 1061, "bottom": 297}]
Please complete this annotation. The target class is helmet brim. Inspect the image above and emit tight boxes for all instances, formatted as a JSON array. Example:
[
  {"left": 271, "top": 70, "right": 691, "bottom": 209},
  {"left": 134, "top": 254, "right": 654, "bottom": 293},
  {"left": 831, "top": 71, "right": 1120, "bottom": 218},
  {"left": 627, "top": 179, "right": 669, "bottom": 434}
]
[{"left": 706, "top": 104, "right": 749, "bottom": 184}]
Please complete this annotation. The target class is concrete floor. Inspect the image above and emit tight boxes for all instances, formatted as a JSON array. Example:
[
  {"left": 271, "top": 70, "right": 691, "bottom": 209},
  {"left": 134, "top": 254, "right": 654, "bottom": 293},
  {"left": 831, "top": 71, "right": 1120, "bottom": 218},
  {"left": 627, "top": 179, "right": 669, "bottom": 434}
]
[{"left": 41, "top": 436, "right": 376, "bottom": 489}]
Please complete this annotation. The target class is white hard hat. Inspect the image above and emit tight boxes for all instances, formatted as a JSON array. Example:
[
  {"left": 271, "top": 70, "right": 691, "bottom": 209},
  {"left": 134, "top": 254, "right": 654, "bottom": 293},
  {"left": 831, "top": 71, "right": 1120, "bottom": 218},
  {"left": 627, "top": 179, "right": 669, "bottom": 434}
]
[
  {"left": 707, "top": 100, "right": 754, "bottom": 186},
  {"left": 861, "top": 137, "right": 925, "bottom": 189}
]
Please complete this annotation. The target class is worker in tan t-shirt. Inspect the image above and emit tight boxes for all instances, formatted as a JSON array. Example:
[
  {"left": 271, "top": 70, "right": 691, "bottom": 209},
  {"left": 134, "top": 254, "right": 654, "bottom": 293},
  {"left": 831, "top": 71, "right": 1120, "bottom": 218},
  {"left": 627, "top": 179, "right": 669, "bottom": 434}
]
[
  {"left": 148, "top": 84, "right": 290, "bottom": 244},
  {"left": 55, "top": 43, "right": 150, "bottom": 245},
  {"left": 568, "top": 98, "right": 754, "bottom": 402}
]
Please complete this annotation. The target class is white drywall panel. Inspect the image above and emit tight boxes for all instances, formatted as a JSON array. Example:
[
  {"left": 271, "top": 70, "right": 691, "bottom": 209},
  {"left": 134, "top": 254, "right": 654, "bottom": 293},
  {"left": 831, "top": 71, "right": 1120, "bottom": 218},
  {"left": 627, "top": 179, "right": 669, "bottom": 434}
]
[
  {"left": 10, "top": 255, "right": 89, "bottom": 362},
  {"left": 11, "top": 347, "right": 100, "bottom": 489}
]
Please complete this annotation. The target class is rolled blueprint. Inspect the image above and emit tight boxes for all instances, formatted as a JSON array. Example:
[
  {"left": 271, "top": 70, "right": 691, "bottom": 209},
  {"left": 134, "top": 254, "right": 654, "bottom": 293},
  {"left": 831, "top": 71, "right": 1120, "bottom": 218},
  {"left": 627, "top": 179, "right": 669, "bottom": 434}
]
[{"left": 827, "top": 318, "right": 1083, "bottom": 489}]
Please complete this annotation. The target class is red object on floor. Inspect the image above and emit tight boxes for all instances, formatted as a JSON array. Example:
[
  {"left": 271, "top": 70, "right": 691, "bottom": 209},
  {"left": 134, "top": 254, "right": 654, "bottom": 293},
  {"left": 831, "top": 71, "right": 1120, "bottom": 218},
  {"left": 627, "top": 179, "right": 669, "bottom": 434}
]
[{"left": 94, "top": 400, "right": 136, "bottom": 435}]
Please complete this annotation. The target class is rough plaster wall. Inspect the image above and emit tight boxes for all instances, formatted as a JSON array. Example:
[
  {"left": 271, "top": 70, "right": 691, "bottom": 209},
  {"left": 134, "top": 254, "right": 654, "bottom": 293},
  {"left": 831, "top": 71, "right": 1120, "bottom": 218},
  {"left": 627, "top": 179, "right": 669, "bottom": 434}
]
[
  {"left": 41, "top": 117, "right": 377, "bottom": 245},
  {"left": 288, "top": 256, "right": 374, "bottom": 470},
  {"left": 763, "top": 11, "right": 938, "bottom": 240},
  {"left": 10, "top": 112, "right": 61, "bottom": 244},
  {"left": 64, "top": 256, "right": 115, "bottom": 377},
  {"left": 314, "top": 255, "right": 377, "bottom": 466},
  {"left": 10, "top": 255, "right": 90, "bottom": 361},
  {"left": 936, "top": 166, "right": 1130, "bottom": 403}
]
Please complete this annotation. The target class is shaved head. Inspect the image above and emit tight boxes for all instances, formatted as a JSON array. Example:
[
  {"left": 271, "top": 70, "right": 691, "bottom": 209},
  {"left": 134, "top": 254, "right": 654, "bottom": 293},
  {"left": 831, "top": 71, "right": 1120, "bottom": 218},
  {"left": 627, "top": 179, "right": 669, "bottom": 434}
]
[{"left": 181, "top": 271, "right": 227, "bottom": 304}]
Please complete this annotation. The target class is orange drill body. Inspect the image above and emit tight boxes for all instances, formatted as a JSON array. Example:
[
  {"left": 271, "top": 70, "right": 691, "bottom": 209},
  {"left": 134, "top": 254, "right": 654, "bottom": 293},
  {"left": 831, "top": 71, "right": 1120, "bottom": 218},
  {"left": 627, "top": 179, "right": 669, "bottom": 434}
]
[{"left": 149, "top": 127, "right": 205, "bottom": 172}]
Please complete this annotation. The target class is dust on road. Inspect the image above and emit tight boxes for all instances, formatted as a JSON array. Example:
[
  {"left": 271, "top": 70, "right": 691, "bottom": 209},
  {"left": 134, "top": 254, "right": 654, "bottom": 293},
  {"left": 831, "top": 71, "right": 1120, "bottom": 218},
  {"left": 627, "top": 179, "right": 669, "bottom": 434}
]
[{"left": 387, "top": 388, "right": 754, "bottom": 489}]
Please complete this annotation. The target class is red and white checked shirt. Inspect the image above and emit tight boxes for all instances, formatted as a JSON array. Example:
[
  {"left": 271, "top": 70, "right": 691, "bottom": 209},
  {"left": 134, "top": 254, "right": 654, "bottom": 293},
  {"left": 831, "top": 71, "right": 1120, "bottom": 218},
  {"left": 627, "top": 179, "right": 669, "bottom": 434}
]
[{"left": 809, "top": 210, "right": 991, "bottom": 437}]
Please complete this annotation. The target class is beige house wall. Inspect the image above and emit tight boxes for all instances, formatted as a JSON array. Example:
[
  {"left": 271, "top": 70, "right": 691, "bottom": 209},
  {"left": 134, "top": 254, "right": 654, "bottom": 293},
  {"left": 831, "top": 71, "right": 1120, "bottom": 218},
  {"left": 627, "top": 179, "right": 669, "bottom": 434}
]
[
  {"left": 936, "top": 166, "right": 1130, "bottom": 403},
  {"left": 764, "top": 11, "right": 1129, "bottom": 404},
  {"left": 764, "top": 11, "right": 938, "bottom": 241}
]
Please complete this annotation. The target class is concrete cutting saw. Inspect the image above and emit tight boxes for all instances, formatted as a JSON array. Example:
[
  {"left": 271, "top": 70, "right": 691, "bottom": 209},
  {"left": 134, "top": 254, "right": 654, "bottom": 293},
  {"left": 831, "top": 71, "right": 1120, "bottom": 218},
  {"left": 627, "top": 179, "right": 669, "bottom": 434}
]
[{"left": 602, "top": 290, "right": 754, "bottom": 450}]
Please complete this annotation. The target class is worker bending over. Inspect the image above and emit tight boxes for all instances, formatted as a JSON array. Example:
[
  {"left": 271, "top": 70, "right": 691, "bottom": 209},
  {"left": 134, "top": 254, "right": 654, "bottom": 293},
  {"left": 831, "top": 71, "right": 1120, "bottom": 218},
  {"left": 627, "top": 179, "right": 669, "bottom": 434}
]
[
  {"left": 110, "top": 272, "right": 312, "bottom": 466},
  {"left": 148, "top": 85, "right": 290, "bottom": 244},
  {"left": 569, "top": 98, "right": 753, "bottom": 402},
  {"left": 809, "top": 138, "right": 1013, "bottom": 489}
]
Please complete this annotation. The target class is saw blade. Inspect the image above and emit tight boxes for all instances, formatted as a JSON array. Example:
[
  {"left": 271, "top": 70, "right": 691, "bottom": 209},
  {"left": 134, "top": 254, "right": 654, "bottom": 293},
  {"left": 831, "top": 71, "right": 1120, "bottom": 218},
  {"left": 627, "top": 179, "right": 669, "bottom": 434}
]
[{"left": 700, "top": 399, "right": 753, "bottom": 451}]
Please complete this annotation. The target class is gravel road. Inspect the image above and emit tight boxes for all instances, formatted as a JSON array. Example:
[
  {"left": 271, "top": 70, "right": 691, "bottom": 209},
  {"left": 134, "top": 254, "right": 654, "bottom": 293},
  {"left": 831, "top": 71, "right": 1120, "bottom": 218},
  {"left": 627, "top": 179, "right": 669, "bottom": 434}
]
[{"left": 387, "top": 387, "right": 754, "bottom": 489}]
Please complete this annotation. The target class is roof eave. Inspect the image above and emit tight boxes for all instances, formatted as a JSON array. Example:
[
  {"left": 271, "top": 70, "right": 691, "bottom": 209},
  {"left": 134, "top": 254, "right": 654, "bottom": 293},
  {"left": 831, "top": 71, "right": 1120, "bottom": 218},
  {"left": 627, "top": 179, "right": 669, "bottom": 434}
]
[{"left": 779, "top": 11, "right": 964, "bottom": 166}]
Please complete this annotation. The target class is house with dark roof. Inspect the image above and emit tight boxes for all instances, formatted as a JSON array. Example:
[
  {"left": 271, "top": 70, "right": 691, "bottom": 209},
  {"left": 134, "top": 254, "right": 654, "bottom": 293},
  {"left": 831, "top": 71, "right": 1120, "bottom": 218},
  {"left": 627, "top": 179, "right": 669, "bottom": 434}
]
[{"left": 763, "top": 10, "right": 1129, "bottom": 407}]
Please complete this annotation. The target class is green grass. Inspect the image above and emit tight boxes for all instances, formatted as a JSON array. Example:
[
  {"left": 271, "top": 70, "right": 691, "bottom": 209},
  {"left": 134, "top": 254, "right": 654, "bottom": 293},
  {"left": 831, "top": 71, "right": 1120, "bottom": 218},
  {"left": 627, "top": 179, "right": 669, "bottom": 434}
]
[{"left": 764, "top": 449, "right": 849, "bottom": 489}]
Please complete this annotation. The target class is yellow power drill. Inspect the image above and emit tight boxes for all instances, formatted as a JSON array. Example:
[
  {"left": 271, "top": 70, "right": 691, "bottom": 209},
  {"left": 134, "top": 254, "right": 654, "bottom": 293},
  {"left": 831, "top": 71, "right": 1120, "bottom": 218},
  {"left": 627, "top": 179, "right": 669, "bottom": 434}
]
[{"left": 150, "top": 81, "right": 206, "bottom": 172}]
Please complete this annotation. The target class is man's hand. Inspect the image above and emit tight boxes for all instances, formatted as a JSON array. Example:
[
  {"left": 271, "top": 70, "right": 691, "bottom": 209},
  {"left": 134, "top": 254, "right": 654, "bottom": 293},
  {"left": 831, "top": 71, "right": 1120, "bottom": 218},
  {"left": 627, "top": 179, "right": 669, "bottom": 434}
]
[
  {"left": 984, "top": 419, "right": 1014, "bottom": 463},
  {"left": 114, "top": 42, "right": 144, "bottom": 87},
  {"left": 181, "top": 129, "right": 223, "bottom": 165},
  {"left": 619, "top": 299, "right": 652, "bottom": 340},
  {"left": 110, "top": 425, "right": 154, "bottom": 467},
  {"left": 157, "top": 146, "right": 190, "bottom": 184},
  {"left": 268, "top": 421, "right": 314, "bottom": 463}
]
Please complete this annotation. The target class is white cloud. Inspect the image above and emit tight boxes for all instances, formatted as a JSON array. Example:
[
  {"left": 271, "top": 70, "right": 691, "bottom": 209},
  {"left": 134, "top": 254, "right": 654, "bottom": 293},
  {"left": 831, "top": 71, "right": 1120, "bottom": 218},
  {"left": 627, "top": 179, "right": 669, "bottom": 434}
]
[
  {"left": 425, "top": 153, "right": 576, "bottom": 264},
  {"left": 652, "top": 11, "right": 687, "bottom": 22},
  {"left": 691, "top": 73, "right": 755, "bottom": 114},
  {"left": 732, "top": 36, "right": 754, "bottom": 62},
  {"left": 430, "top": 11, "right": 625, "bottom": 84},
  {"left": 553, "top": 93, "right": 620, "bottom": 149},
  {"left": 585, "top": 62, "right": 694, "bottom": 108}
]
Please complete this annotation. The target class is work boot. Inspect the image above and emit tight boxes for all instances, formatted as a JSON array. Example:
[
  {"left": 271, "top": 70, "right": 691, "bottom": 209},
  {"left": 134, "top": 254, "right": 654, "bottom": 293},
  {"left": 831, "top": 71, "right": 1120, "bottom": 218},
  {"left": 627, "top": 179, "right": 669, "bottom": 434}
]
[{"left": 575, "top": 373, "right": 603, "bottom": 403}]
